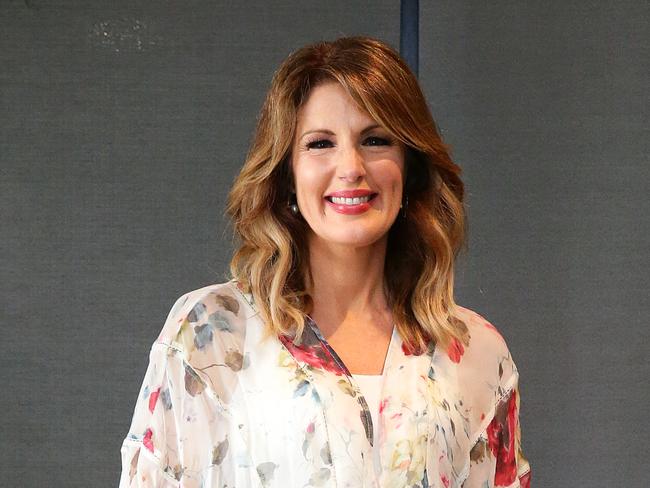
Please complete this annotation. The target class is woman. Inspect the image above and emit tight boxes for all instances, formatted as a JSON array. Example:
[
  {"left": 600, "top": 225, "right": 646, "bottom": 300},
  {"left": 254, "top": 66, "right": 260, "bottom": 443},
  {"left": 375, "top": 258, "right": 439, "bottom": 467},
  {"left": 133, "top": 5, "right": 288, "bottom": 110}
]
[{"left": 120, "top": 36, "right": 531, "bottom": 487}]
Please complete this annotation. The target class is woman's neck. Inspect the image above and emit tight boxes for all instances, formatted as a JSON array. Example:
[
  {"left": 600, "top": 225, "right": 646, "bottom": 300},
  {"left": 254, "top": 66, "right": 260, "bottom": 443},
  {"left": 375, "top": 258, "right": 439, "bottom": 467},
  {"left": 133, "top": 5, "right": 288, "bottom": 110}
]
[{"left": 306, "top": 234, "right": 392, "bottom": 336}]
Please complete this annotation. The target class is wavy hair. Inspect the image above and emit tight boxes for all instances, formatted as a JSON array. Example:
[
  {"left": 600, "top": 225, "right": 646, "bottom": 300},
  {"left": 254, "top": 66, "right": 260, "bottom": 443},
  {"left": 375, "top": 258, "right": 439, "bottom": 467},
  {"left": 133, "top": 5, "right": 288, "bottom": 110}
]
[{"left": 227, "top": 36, "right": 468, "bottom": 350}]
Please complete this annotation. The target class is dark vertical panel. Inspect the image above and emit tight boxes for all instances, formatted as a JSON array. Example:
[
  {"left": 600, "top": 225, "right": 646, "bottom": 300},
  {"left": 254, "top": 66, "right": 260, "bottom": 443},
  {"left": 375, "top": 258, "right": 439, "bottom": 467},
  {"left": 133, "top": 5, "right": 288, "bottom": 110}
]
[{"left": 400, "top": 0, "right": 419, "bottom": 76}]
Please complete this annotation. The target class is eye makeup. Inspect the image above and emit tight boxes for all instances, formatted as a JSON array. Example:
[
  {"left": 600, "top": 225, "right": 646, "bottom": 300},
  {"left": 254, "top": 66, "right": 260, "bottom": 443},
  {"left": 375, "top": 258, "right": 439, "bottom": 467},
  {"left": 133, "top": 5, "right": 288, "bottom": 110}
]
[{"left": 302, "top": 135, "right": 395, "bottom": 151}]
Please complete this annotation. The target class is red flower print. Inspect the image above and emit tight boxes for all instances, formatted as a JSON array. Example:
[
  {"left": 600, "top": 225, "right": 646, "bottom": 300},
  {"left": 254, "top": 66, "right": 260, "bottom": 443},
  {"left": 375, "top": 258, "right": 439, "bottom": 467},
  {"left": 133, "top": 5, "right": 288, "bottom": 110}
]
[
  {"left": 379, "top": 398, "right": 388, "bottom": 414},
  {"left": 446, "top": 338, "right": 464, "bottom": 363},
  {"left": 401, "top": 339, "right": 434, "bottom": 356},
  {"left": 401, "top": 340, "right": 420, "bottom": 356},
  {"left": 486, "top": 390, "right": 519, "bottom": 486},
  {"left": 279, "top": 335, "right": 345, "bottom": 376},
  {"left": 440, "top": 474, "right": 450, "bottom": 488},
  {"left": 486, "top": 417, "right": 501, "bottom": 460},
  {"left": 483, "top": 320, "right": 498, "bottom": 333},
  {"left": 142, "top": 428, "right": 154, "bottom": 453},
  {"left": 148, "top": 387, "right": 161, "bottom": 413},
  {"left": 482, "top": 318, "right": 507, "bottom": 343}
]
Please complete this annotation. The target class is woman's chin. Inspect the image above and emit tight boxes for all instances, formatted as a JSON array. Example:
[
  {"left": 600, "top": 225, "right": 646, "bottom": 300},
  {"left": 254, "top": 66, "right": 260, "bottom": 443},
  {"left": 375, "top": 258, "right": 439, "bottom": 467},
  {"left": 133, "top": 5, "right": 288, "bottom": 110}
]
[{"left": 309, "top": 229, "right": 390, "bottom": 251}]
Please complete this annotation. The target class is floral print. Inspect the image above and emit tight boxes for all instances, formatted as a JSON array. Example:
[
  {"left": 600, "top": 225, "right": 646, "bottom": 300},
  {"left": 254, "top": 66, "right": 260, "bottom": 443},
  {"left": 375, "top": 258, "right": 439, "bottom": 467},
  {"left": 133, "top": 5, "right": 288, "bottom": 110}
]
[
  {"left": 446, "top": 338, "right": 465, "bottom": 364},
  {"left": 279, "top": 320, "right": 347, "bottom": 377},
  {"left": 120, "top": 281, "right": 530, "bottom": 487},
  {"left": 485, "top": 388, "right": 530, "bottom": 488}
]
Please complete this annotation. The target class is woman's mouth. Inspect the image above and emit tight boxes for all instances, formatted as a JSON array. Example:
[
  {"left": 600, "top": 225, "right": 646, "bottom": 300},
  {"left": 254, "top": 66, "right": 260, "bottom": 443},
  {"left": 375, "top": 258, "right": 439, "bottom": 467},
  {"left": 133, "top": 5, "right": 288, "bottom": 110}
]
[
  {"left": 326, "top": 194, "right": 376, "bottom": 205},
  {"left": 324, "top": 193, "right": 377, "bottom": 214}
]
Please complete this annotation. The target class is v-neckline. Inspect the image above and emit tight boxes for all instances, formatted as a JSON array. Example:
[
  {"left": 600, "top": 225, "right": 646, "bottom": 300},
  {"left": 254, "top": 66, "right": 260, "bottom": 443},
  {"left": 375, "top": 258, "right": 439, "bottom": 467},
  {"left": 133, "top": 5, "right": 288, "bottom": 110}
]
[
  {"left": 230, "top": 281, "right": 462, "bottom": 483},
  {"left": 232, "top": 283, "right": 474, "bottom": 485},
  {"left": 230, "top": 280, "right": 425, "bottom": 449},
  {"left": 303, "top": 315, "right": 396, "bottom": 377},
  {"left": 300, "top": 315, "right": 400, "bottom": 447}
]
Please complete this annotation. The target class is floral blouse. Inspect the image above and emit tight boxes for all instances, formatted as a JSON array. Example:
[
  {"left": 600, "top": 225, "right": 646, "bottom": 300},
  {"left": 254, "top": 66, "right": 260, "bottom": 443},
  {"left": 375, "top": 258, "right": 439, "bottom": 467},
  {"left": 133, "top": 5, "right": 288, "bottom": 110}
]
[{"left": 119, "top": 281, "right": 531, "bottom": 487}]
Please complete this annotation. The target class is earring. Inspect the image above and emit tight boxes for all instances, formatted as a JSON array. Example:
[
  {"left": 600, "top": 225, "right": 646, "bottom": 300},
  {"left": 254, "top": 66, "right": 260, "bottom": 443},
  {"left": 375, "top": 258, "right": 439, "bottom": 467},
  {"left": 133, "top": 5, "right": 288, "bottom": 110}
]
[
  {"left": 401, "top": 195, "right": 409, "bottom": 218},
  {"left": 288, "top": 193, "right": 300, "bottom": 215}
]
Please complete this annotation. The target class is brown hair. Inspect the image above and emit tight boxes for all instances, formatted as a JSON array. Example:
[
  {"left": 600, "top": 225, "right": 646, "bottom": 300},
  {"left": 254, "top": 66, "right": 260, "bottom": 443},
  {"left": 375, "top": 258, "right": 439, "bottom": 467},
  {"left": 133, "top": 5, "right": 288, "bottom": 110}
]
[{"left": 227, "top": 36, "right": 468, "bottom": 349}]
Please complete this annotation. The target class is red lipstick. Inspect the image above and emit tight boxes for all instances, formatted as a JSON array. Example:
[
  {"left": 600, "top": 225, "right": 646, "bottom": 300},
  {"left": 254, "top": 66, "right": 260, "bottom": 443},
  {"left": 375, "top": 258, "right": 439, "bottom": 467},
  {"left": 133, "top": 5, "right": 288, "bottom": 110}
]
[
  {"left": 326, "top": 189, "right": 374, "bottom": 198},
  {"left": 324, "top": 189, "right": 377, "bottom": 215}
]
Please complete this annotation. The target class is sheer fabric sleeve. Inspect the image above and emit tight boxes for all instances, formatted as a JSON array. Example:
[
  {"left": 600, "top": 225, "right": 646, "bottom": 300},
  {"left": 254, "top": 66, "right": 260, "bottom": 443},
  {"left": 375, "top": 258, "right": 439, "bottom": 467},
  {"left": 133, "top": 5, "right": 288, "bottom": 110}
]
[
  {"left": 465, "top": 375, "right": 531, "bottom": 488},
  {"left": 119, "top": 286, "right": 263, "bottom": 487},
  {"left": 489, "top": 380, "right": 531, "bottom": 487},
  {"left": 119, "top": 343, "right": 190, "bottom": 487}
]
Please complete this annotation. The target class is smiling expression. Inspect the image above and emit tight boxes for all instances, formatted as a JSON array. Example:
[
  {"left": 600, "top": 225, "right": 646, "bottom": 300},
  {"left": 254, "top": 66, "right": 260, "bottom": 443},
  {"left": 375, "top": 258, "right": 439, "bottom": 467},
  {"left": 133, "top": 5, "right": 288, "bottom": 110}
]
[{"left": 291, "top": 82, "right": 405, "bottom": 250}]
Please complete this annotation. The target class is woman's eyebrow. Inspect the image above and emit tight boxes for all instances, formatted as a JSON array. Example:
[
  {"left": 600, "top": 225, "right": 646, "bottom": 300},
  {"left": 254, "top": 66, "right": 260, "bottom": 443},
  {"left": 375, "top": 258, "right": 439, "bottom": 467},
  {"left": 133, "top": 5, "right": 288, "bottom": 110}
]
[
  {"left": 299, "top": 128, "right": 335, "bottom": 140},
  {"left": 299, "top": 124, "right": 382, "bottom": 140}
]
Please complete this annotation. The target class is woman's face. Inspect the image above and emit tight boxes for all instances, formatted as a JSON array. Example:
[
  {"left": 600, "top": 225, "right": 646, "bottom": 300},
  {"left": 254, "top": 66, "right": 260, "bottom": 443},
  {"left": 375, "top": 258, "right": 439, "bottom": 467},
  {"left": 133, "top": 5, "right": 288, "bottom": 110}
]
[{"left": 291, "top": 81, "right": 405, "bottom": 251}]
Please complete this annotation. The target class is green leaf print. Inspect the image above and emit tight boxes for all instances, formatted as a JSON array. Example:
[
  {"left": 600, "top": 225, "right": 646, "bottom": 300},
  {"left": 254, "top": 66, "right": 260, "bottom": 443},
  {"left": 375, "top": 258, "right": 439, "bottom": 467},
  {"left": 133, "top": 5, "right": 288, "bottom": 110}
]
[
  {"left": 224, "top": 349, "right": 246, "bottom": 371},
  {"left": 194, "top": 323, "right": 213, "bottom": 350},
  {"left": 184, "top": 364, "right": 206, "bottom": 396},
  {"left": 256, "top": 462, "right": 278, "bottom": 487},
  {"left": 212, "top": 436, "right": 229, "bottom": 465},
  {"left": 308, "top": 467, "right": 331, "bottom": 486},
  {"left": 214, "top": 294, "right": 240, "bottom": 315},
  {"left": 320, "top": 444, "right": 332, "bottom": 465},
  {"left": 336, "top": 378, "right": 356, "bottom": 397},
  {"left": 209, "top": 311, "right": 233, "bottom": 332}
]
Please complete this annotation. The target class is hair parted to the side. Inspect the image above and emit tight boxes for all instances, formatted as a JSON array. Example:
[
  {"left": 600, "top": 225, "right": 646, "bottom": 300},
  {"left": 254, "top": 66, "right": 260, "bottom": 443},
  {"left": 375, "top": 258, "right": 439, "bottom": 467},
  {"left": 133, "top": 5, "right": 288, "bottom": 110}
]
[{"left": 227, "top": 36, "right": 469, "bottom": 350}]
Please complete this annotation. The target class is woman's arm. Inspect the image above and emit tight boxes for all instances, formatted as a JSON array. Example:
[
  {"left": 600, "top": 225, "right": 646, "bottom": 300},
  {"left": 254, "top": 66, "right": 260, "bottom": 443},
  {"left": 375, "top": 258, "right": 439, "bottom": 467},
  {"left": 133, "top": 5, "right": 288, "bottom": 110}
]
[
  {"left": 119, "top": 343, "right": 188, "bottom": 487},
  {"left": 465, "top": 378, "right": 531, "bottom": 488}
]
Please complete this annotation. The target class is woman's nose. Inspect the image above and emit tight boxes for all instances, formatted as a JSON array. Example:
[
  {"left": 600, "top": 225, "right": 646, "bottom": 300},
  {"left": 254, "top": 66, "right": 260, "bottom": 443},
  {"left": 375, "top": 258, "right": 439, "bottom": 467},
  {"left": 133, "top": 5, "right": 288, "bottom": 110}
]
[{"left": 337, "top": 146, "right": 366, "bottom": 182}]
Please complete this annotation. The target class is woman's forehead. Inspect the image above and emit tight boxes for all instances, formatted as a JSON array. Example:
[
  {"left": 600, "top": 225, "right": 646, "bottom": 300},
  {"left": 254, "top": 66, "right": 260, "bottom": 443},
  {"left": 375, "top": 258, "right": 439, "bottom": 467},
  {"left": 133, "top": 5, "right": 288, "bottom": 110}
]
[{"left": 296, "top": 82, "right": 378, "bottom": 131}]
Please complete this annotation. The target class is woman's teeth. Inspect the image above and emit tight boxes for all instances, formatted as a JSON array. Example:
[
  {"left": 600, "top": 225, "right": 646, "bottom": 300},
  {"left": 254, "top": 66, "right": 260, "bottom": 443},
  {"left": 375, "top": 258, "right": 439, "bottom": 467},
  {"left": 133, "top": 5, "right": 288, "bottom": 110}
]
[{"left": 330, "top": 195, "right": 372, "bottom": 205}]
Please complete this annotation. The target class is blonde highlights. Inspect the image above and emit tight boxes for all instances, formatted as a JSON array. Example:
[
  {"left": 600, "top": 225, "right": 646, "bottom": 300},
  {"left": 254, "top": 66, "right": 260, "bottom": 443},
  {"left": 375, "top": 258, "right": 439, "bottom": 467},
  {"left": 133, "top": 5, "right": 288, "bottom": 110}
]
[{"left": 227, "top": 36, "right": 467, "bottom": 349}]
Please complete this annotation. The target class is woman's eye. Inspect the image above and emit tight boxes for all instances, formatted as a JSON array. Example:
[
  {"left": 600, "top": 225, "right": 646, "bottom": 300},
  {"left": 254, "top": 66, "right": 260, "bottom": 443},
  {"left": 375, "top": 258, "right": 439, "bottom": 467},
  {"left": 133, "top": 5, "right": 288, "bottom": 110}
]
[
  {"left": 306, "top": 139, "right": 333, "bottom": 150},
  {"left": 364, "top": 136, "right": 390, "bottom": 146}
]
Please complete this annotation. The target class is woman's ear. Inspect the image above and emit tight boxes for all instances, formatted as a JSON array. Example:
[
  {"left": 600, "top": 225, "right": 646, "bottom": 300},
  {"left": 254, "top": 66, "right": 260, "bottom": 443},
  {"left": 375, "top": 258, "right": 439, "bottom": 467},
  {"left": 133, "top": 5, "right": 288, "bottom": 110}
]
[
  {"left": 284, "top": 155, "right": 296, "bottom": 193},
  {"left": 277, "top": 156, "right": 296, "bottom": 202}
]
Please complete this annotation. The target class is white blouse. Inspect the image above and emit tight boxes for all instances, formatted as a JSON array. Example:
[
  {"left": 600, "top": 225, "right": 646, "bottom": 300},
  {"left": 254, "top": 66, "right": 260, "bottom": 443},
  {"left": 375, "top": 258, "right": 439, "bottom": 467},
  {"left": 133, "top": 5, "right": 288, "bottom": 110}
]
[
  {"left": 352, "top": 373, "right": 385, "bottom": 476},
  {"left": 119, "top": 281, "right": 531, "bottom": 487}
]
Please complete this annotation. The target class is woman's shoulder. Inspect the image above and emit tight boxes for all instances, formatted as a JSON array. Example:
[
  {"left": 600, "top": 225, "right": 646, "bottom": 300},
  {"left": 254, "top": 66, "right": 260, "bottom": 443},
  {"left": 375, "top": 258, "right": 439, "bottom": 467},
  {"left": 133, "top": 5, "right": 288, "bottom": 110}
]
[
  {"left": 449, "top": 304, "right": 520, "bottom": 388},
  {"left": 453, "top": 304, "right": 511, "bottom": 349},
  {"left": 153, "top": 280, "right": 257, "bottom": 355}
]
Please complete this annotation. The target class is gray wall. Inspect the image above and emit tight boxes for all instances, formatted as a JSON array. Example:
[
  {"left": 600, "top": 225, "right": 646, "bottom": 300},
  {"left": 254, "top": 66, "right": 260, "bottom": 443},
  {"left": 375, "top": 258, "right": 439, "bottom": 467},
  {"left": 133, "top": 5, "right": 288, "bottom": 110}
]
[{"left": 1, "top": 1, "right": 648, "bottom": 486}]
